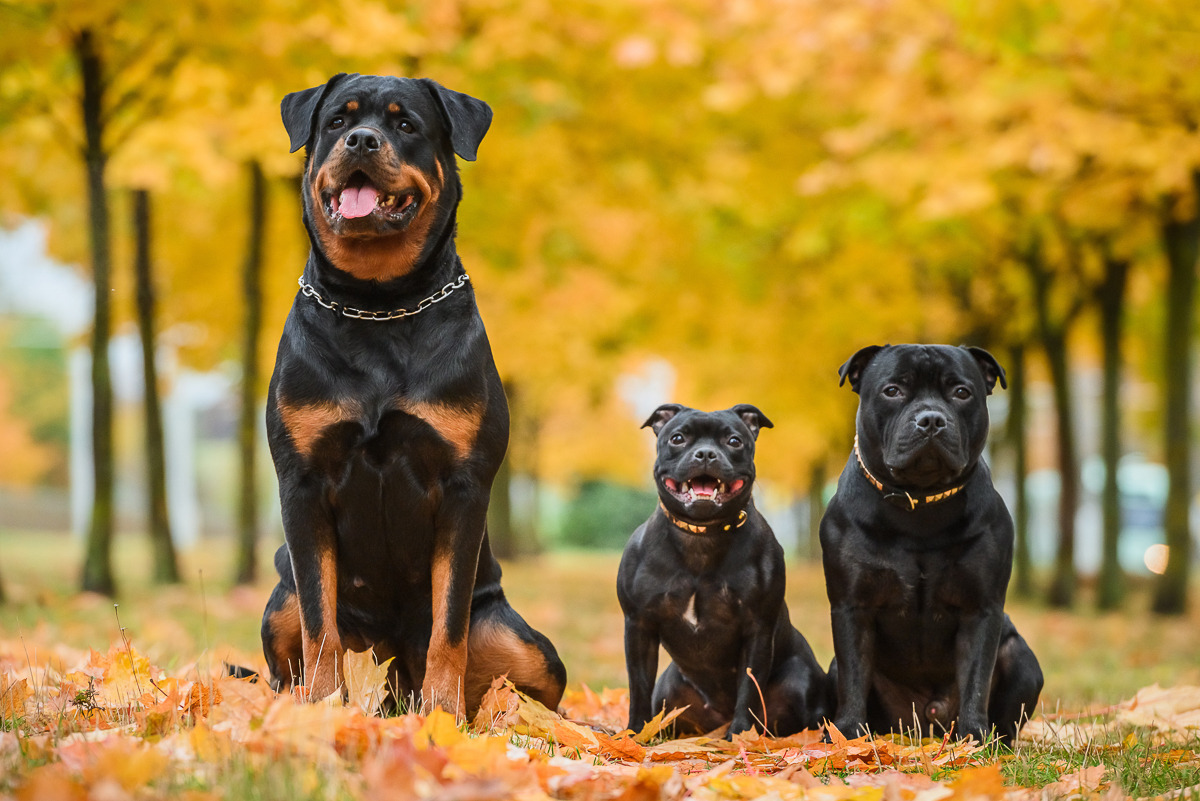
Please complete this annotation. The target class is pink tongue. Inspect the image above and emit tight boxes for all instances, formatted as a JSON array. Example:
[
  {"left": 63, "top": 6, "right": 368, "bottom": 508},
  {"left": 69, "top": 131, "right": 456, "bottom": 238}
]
[{"left": 339, "top": 184, "right": 379, "bottom": 219}]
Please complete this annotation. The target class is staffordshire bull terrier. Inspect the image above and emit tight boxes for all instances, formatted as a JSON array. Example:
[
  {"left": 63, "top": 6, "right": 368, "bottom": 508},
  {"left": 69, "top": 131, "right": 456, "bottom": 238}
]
[
  {"left": 820, "top": 344, "right": 1042, "bottom": 744},
  {"left": 618, "top": 404, "right": 830, "bottom": 737}
]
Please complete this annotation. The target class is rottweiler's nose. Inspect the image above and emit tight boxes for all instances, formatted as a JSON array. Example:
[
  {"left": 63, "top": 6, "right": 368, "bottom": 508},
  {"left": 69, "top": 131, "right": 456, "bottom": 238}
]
[
  {"left": 915, "top": 410, "right": 947, "bottom": 435},
  {"left": 344, "top": 127, "right": 382, "bottom": 153}
]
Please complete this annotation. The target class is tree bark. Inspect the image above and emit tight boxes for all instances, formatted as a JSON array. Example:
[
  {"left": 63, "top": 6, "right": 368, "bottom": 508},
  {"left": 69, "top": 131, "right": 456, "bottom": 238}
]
[
  {"left": 132, "top": 189, "right": 180, "bottom": 584},
  {"left": 1006, "top": 344, "right": 1033, "bottom": 598},
  {"left": 1027, "top": 246, "right": 1080, "bottom": 609},
  {"left": 235, "top": 162, "right": 267, "bottom": 585},
  {"left": 1152, "top": 176, "right": 1200, "bottom": 616},
  {"left": 806, "top": 460, "right": 826, "bottom": 561},
  {"left": 488, "top": 381, "right": 518, "bottom": 560},
  {"left": 76, "top": 28, "right": 117, "bottom": 597},
  {"left": 1096, "top": 255, "right": 1130, "bottom": 610}
]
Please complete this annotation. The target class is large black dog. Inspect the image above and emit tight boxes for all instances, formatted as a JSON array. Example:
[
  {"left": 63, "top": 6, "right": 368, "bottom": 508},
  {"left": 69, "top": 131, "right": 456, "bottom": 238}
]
[
  {"left": 259, "top": 73, "right": 565, "bottom": 716},
  {"left": 820, "top": 344, "right": 1042, "bottom": 743},
  {"left": 618, "top": 404, "right": 830, "bottom": 737}
]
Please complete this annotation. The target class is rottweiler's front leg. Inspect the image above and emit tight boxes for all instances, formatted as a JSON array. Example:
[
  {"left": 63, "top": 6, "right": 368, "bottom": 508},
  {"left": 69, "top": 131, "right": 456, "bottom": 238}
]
[
  {"left": 423, "top": 477, "right": 488, "bottom": 718},
  {"left": 282, "top": 477, "right": 344, "bottom": 701}
]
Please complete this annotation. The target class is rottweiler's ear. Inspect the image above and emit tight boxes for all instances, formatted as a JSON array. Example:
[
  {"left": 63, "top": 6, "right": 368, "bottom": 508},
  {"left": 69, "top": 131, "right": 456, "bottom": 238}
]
[
  {"left": 421, "top": 79, "right": 493, "bottom": 162},
  {"left": 281, "top": 73, "right": 350, "bottom": 154},
  {"left": 838, "top": 345, "right": 885, "bottom": 394},
  {"left": 642, "top": 404, "right": 685, "bottom": 435},
  {"left": 965, "top": 346, "right": 1007, "bottom": 394},
  {"left": 729, "top": 404, "right": 773, "bottom": 440}
]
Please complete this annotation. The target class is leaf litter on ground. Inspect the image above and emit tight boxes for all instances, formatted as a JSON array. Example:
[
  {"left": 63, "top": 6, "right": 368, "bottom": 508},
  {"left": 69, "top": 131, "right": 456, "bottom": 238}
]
[{"left": 2, "top": 636, "right": 1200, "bottom": 801}]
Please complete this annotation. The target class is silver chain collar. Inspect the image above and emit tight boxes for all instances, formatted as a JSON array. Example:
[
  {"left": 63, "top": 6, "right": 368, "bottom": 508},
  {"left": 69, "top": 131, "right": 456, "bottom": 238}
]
[{"left": 297, "top": 273, "right": 470, "bottom": 321}]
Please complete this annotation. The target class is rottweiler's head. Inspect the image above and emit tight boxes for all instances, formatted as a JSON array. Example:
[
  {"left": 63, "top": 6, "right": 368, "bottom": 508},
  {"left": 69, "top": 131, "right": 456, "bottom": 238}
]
[{"left": 281, "top": 74, "right": 492, "bottom": 282}]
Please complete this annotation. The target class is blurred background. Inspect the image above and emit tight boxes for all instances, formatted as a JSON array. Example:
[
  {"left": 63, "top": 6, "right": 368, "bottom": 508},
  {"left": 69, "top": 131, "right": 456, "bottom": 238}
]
[{"left": 0, "top": 0, "right": 1198, "bottom": 644}]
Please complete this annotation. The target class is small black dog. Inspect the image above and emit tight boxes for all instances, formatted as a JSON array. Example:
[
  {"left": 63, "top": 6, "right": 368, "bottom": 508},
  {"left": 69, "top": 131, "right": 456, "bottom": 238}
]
[
  {"left": 618, "top": 404, "right": 830, "bottom": 737},
  {"left": 259, "top": 73, "right": 565, "bottom": 716},
  {"left": 820, "top": 344, "right": 1042, "bottom": 743}
]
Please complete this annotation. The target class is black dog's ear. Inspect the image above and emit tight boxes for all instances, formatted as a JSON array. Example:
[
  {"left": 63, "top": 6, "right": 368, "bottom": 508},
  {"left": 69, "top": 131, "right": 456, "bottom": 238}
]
[
  {"left": 838, "top": 345, "right": 886, "bottom": 394},
  {"left": 281, "top": 73, "right": 350, "bottom": 153},
  {"left": 421, "top": 78, "right": 492, "bottom": 161},
  {"left": 965, "top": 346, "right": 1007, "bottom": 394},
  {"left": 729, "top": 404, "right": 773, "bottom": 440},
  {"left": 642, "top": 404, "right": 685, "bottom": 435}
]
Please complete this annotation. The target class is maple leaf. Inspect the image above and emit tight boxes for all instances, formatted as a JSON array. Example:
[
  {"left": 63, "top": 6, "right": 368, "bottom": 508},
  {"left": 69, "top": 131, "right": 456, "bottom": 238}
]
[
  {"left": 0, "top": 673, "right": 31, "bottom": 721},
  {"left": 632, "top": 704, "right": 689, "bottom": 744},
  {"left": 342, "top": 647, "right": 394, "bottom": 717}
]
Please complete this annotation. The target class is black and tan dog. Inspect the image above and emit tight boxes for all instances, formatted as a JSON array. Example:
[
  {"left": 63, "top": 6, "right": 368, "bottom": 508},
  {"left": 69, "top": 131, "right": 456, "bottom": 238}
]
[
  {"left": 820, "top": 345, "right": 1042, "bottom": 743},
  {"left": 618, "top": 404, "right": 830, "bottom": 737},
  {"left": 259, "top": 73, "right": 565, "bottom": 717}
]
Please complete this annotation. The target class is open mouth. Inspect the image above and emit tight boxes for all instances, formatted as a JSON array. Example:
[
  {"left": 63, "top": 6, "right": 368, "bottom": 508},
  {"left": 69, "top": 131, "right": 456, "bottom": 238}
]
[
  {"left": 662, "top": 474, "right": 746, "bottom": 505},
  {"left": 325, "top": 171, "right": 420, "bottom": 225}
]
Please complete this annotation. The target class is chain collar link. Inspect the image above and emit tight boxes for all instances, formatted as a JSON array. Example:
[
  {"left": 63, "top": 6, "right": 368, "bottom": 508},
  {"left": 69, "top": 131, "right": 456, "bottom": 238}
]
[{"left": 297, "top": 273, "right": 470, "bottom": 321}]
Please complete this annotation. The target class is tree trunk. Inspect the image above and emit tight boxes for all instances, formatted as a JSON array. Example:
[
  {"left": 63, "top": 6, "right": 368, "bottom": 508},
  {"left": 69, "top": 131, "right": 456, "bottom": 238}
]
[
  {"left": 76, "top": 28, "right": 117, "bottom": 597},
  {"left": 133, "top": 189, "right": 180, "bottom": 584},
  {"left": 1096, "top": 255, "right": 1130, "bottom": 610},
  {"left": 235, "top": 162, "right": 267, "bottom": 585},
  {"left": 1027, "top": 248, "right": 1080, "bottom": 609},
  {"left": 489, "top": 452, "right": 516, "bottom": 560},
  {"left": 806, "top": 460, "right": 826, "bottom": 561},
  {"left": 1006, "top": 344, "right": 1033, "bottom": 598},
  {"left": 1152, "top": 177, "right": 1200, "bottom": 615}
]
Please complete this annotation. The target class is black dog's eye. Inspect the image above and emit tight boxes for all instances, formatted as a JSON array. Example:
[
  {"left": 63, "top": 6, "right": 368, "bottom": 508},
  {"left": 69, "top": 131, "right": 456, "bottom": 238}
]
[
  {"left": 328, "top": 116, "right": 345, "bottom": 131},
  {"left": 882, "top": 385, "right": 902, "bottom": 398},
  {"left": 398, "top": 119, "right": 415, "bottom": 133},
  {"left": 669, "top": 433, "right": 685, "bottom": 445},
  {"left": 953, "top": 386, "right": 972, "bottom": 400},
  {"left": 728, "top": 436, "right": 742, "bottom": 447}
]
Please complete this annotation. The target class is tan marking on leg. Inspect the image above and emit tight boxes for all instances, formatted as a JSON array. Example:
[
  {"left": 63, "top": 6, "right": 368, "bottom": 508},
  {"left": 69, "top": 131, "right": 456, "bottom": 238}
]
[
  {"left": 266, "top": 594, "right": 303, "bottom": 691},
  {"left": 278, "top": 400, "right": 361, "bottom": 460},
  {"left": 300, "top": 546, "right": 344, "bottom": 701},
  {"left": 465, "top": 619, "right": 563, "bottom": 713},
  {"left": 397, "top": 399, "right": 484, "bottom": 460},
  {"left": 423, "top": 551, "right": 468, "bottom": 718}
]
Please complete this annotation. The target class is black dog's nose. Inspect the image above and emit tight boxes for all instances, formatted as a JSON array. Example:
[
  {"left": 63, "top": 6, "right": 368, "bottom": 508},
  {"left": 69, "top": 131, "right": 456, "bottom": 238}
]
[
  {"left": 344, "top": 127, "right": 382, "bottom": 153},
  {"left": 915, "top": 410, "right": 947, "bottom": 435},
  {"left": 692, "top": 447, "right": 719, "bottom": 463}
]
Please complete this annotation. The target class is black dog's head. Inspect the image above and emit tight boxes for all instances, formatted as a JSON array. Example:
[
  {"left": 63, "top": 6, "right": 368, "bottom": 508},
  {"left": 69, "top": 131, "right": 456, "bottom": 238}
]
[
  {"left": 642, "top": 404, "right": 773, "bottom": 525},
  {"left": 281, "top": 73, "right": 492, "bottom": 282},
  {"left": 839, "top": 344, "right": 1005, "bottom": 491}
]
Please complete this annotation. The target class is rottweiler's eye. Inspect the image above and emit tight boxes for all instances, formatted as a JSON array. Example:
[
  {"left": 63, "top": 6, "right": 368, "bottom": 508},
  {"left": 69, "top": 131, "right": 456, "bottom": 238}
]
[
  {"left": 398, "top": 119, "right": 415, "bottom": 133},
  {"left": 328, "top": 116, "right": 345, "bottom": 130},
  {"left": 669, "top": 433, "right": 685, "bottom": 445},
  {"left": 953, "top": 386, "right": 972, "bottom": 400},
  {"left": 728, "top": 436, "right": 742, "bottom": 447},
  {"left": 882, "top": 385, "right": 902, "bottom": 398}
]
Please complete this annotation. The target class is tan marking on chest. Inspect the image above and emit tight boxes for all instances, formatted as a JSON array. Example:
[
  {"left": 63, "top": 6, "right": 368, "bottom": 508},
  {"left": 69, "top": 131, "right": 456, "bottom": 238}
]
[
  {"left": 279, "top": 400, "right": 362, "bottom": 459},
  {"left": 397, "top": 399, "right": 484, "bottom": 460}
]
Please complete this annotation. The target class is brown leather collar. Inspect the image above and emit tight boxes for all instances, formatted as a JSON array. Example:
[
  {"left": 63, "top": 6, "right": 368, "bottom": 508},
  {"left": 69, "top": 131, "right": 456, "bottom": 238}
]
[
  {"left": 659, "top": 501, "right": 749, "bottom": 534},
  {"left": 853, "top": 435, "right": 964, "bottom": 511}
]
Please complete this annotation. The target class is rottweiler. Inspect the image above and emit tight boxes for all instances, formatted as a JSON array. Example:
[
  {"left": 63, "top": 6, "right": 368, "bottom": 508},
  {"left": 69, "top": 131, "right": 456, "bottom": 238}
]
[{"left": 259, "top": 73, "right": 565, "bottom": 717}]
